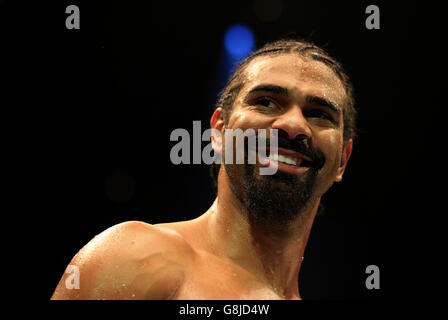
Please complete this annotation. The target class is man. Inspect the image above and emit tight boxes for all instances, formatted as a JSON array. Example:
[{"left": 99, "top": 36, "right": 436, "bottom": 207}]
[{"left": 52, "top": 39, "right": 356, "bottom": 300}]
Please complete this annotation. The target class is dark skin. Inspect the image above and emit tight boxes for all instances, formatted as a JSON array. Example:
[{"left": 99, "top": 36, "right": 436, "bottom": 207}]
[{"left": 51, "top": 53, "right": 353, "bottom": 300}]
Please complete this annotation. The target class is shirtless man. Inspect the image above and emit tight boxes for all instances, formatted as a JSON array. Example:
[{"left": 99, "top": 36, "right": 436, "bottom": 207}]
[{"left": 52, "top": 39, "right": 356, "bottom": 300}]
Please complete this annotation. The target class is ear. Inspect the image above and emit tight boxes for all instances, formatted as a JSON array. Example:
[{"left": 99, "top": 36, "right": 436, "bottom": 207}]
[
  {"left": 210, "top": 108, "right": 225, "bottom": 154},
  {"left": 334, "top": 139, "right": 353, "bottom": 182}
]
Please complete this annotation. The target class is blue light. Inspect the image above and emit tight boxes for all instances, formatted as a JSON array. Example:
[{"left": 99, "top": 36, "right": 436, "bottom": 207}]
[{"left": 224, "top": 24, "right": 255, "bottom": 59}]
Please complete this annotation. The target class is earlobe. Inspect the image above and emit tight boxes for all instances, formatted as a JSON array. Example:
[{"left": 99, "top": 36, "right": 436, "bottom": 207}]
[{"left": 335, "top": 139, "right": 353, "bottom": 182}]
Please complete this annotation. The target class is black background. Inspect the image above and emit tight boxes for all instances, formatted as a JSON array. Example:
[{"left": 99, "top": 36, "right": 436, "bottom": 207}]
[{"left": 40, "top": 0, "right": 442, "bottom": 301}]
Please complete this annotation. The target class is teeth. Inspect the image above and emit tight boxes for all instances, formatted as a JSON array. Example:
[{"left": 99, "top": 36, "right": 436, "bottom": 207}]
[
  {"left": 278, "top": 155, "right": 290, "bottom": 164},
  {"left": 268, "top": 153, "right": 300, "bottom": 166}
]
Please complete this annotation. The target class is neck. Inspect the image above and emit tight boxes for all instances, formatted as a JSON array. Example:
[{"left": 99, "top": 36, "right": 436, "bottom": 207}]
[{"left": 203, "top": 169, "right": 320, "bottom": 299}]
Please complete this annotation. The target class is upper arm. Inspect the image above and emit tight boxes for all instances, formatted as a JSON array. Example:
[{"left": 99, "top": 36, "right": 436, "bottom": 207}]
[{"left": 51, "top": 221, "right": 194, "bottom": 300}]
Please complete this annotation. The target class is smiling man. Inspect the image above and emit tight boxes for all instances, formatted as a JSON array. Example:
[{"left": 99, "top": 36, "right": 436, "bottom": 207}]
[{"left": 52, "top": 39, "right": 356, "bottom": 300}]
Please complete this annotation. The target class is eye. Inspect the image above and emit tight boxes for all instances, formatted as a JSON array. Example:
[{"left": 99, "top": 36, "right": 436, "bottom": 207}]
[
  {"left": 305, "top": 109, "right": 334, "bottom": 121},
  {"left": 254, "top": 97, "right": 277, "bottom": 109}
]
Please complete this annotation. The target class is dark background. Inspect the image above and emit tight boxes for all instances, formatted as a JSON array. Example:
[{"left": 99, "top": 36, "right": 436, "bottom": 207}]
[{"left": 42, "top": 0, "right": 442, "bottom": 300}]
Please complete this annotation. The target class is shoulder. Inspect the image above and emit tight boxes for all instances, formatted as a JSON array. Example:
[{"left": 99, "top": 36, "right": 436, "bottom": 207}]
[
  {"left": 51, "top": 220, "right": 195, "bottom": 300},
  {"left": 73, "top": 220, "right": 196, "bottom": 266}
]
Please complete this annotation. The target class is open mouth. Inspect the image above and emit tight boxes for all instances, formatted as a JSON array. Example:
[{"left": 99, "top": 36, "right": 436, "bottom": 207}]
[
  {"left": 264, "top": 148, "right": 313, "bottom": 167},
  {"left": 253, "top": 147, "right": 314, "bottom": 175}
]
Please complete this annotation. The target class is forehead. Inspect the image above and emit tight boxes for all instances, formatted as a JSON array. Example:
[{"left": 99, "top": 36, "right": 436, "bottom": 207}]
[{"left": 240, "top": 53, "right": 346, "bottom": 105}]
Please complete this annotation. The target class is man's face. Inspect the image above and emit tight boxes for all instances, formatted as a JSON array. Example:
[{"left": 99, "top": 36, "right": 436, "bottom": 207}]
[{"left": 215, "top": 53, "right": 352, "bottom": 225}]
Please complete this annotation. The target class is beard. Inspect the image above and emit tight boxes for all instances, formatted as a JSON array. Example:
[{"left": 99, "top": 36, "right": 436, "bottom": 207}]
[{"left": 225, "top": 134, "right": 326, "bottom": 227}]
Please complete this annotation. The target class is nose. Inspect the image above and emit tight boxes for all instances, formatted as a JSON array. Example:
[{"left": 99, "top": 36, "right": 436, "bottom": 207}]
[{"left": 271, "top": 106, "right": 312, "bottom": 140}]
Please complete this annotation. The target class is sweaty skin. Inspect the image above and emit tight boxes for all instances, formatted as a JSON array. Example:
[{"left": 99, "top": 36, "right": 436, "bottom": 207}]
[{"left": 52, "top": 54, "right": 353, "bottom": 300}]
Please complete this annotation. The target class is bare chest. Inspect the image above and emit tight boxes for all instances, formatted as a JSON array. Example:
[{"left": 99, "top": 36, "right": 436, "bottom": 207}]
[{"left": 173, "top": 251, "right": 282, "bottom": 300}]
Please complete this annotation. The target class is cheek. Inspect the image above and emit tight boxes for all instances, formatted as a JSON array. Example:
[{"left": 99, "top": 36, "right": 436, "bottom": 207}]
[
  {"left": 228, "top": 110, "right": 272, "bottom": 130},
  {"left": 312, "top": 131, "right": 343, "bottom": 195},
  {"left": 228, "top": 110, "right": 246, "bottom": 128},
  {"left": 316, "top": 130, "right": 342, "bottom": 172},
  {"left": 328, "top": 133, "right": 337, "bottom": 146}
]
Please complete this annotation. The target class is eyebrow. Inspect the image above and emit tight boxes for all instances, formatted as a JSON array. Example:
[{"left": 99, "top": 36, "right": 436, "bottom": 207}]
[
  {"left": 245, "top": 84, "right": 290, "bottom": 99},
  {"left": 245, "top": 83, "right": 341, "bottom": 115},
  {"left": 306, "top": 96, "right": 340, "bottom": 115}
]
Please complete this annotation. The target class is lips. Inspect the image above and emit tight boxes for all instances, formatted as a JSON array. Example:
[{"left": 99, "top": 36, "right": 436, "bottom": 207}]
[
  {"left": 253, "top": 147, "right": 314, "bottom": 175},
  {"left": 264, "top": 148, "right": 313, "bottom": 167}
]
